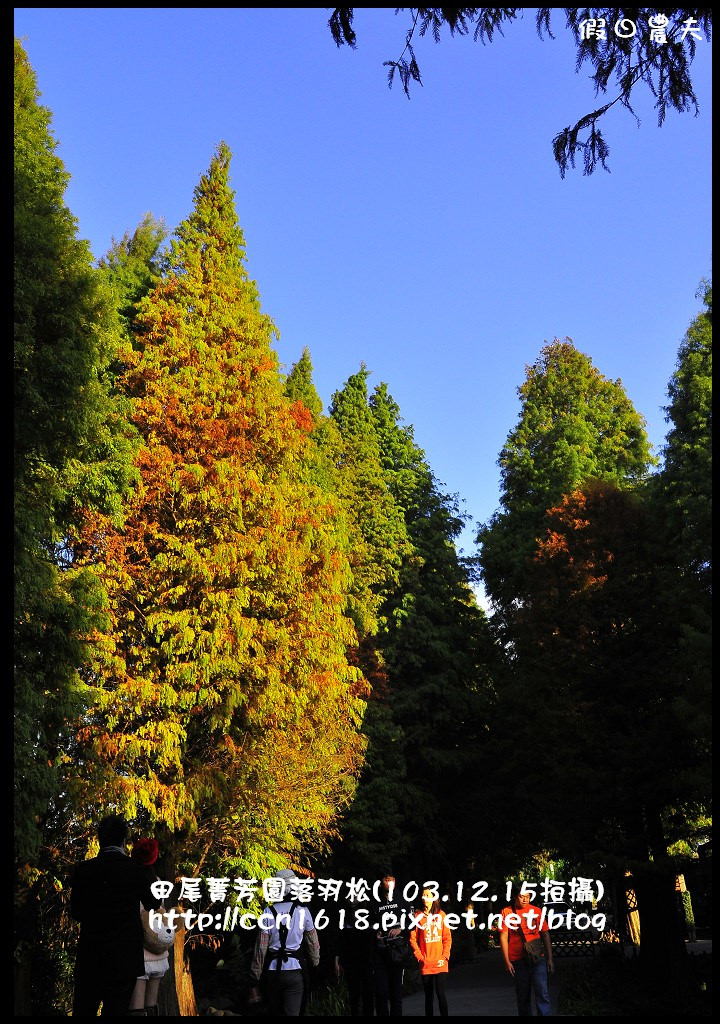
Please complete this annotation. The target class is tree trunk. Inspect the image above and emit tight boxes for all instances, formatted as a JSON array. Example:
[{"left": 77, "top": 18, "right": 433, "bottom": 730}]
[{"left": 158, "top": 925, "right": 197, "bottom": 1016}]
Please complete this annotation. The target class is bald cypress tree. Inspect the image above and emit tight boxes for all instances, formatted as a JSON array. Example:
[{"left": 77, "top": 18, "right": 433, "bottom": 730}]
[
  {"left": 478, "top": 338, "right": 653, "bottom": 619},
  {"left": 475, "top": 333, "right": 706, "bottom": 987},
  {"left": 72, "top": 144, "right": 366, "bottom": 877}
]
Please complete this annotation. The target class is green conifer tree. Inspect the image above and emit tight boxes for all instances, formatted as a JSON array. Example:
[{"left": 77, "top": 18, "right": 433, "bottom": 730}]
[
  {"left": 15, "top": 39, "right": 141, "bottom": 1015},
  {"left": 478, "top": 338, "right": 653, "bottom": 618},
  {"left": 97, "top": 213, "right": 169, "bottom": 340},
  {"left": 284, "top": 345, "right": 324, "bottom": 421},
  {"left": 329, "top": 366, "right": 411, "bottom": 627},
  {"left": 660, "top": 284, "right": 712, "bottom": 591},
  {"left": 368, "top": 383, "right": 498, "bottom": 879},
  {"left": 14, "top": 37, "right": 134, "bottom": 863}
]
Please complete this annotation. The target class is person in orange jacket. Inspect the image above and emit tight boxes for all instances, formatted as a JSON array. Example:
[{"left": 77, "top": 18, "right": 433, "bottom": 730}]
[
  {"left": 409, "top": 887, "right": 452, "bottom": 1017},
  {"left": 498, "top": 884, "right": 554, "bottom": 1017}
]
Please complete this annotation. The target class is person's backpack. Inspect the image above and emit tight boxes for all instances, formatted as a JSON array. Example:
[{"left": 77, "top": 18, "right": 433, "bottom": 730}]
[
  {"left": 386, "top": 932, "right": 416, "bottom": 969},
  {"left": 265, "top": 902, "right": 307, "bottom": 969},
  {"left": 277, "top": 903, "right": 295, "bottom": 960},
  {"left": 140, "top": 904, "right": 176, "bottom": 955},
  {"left": 261, "top": 902, "right": 313, "bottom": 1013}
]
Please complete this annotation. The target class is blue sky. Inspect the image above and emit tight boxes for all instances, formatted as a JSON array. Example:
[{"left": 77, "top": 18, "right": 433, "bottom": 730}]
[{"left": 15, "top": 8, "right": 712, "bottom": 585}]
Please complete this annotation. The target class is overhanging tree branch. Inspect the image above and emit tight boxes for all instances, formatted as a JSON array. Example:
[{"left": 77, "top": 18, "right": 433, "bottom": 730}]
[{"left": 328, "top": 8, "right": 712, "bottom": 176}]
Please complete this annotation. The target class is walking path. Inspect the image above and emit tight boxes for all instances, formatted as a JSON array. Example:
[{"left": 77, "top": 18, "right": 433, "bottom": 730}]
[
  {"left": 401, "top": 947, "right": 559, "bottom": 1017},
  {"left": 400, "top": 941, "right": 712, "bottom": 1017}
]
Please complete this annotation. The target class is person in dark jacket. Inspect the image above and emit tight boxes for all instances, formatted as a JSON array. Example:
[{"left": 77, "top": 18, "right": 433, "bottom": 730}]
[
  {"left": 371, "top": 868, "right": 411, "bottom": 1017},
  {"left": 70, "top": 814, "right": 160, "bottom": 1016}
]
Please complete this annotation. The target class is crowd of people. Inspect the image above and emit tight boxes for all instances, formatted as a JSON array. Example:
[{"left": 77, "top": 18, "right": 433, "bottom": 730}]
[{"left": 69, "top": 816, "right": 554, "bottom": 1017}]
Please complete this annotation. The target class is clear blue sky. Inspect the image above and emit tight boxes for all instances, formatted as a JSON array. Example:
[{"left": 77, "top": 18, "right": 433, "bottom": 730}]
[{"left": 15, "top": 8, "right": 712, "bottom": 583}]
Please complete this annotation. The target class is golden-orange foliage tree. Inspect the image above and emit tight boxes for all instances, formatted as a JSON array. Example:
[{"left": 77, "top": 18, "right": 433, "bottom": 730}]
[{"left": 71, "top": 143, "right": 367, "bottom": 878}]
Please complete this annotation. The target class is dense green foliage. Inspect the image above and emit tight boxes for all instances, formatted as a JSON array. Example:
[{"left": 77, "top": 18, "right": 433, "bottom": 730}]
[
  {"left": 557, "top": 949, "right": 711, "bottom": 1016},
  {"left": 97, "top": 213, "right": 169, "bottom": 340},
  {"left": 323, "top": 374, "right": 498, "bottom": 880},
  {"left": 14, "top": 37, "right": 134, "bottom": 865},
  {"left": 329, "top": 8, "right": 712, "bottom": 175},
  {"left": 367, "top": 383, "right": 497, "bottom": 879},
  {"left": 659, "top": 283, "right": 712, "bottom": 591},
  {"left": 478, "top": 338, "right": 653, "bottom": 619},
  {"left": 329, "top": 366, "right": 411, "bottom": 628}
]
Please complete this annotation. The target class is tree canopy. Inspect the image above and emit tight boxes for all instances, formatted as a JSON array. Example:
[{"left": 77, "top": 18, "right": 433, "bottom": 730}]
[
  {"left": 320, "top": 373, "right": 498, "bottom": 881},
  {"left": 478, "top": 338, "right": 653, "bottom": 617},
  {"left": 71, "top": 144, "right": 367, "bottom": 878},
  {"left": 328, "top": 7, "right": 712, "bottom": 176},
  {"left": 14, "top": 37, "right": 135, "bottom": 864},
  {"left": 658, "top": 282, "right": 712, "bottom": 591},
  {"left": 470, "top": 311, "right": 710, "bottom": 975}
]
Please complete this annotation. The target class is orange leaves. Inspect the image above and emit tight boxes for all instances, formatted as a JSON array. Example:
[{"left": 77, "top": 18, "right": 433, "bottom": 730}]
[
  {"left": 289, "top": 399, "right": 315, "bottom": 434},
  {"left": 537, "top": 528, "right": 570, "bottom": 560},
  {"left": 524, "top": 481, "right": 646, "bottom": 646}
]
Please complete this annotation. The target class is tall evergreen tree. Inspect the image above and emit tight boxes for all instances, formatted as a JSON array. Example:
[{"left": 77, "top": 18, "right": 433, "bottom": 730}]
[
  {"left": 651, "top": 282, "right": 712, "bottom": 860},
  {"left": 324, "top": 376, "right": 498, "bottom": 880},
  {"left": 478, "top": 338, "right": 653, "bottom": 618},
  {"left": 495, "top": 480, "right": 708, "bottom": 978},
  {"left": 472, "top": 338, "right": 654, "bottom": 926},
  {"left": 284, "top": 354, "right": 405, "bottom": 876},
  {"left": 97, "top": 213, "right": 169, "bottom": 340},
  {"left": 475, "top": 320, "right": 710, "bottom": 981},
  {"left": 284, "top": 346, "right": 324, "bottom": 421},
  {"left": 14, "top": 39, "right": 143, "bottom": 1015},
  {"left": 329, "top": 365, "right": 411, "bottom": 635},
  {"left": 659, "top": 283, "right": 712, "bottom": 592},
  {"left": 72, "top": 144, "right": 366, "bottom": 878},
  {"left": 14, "top": 37, "right": 134, "bottom": 864},
  {"left": 367, "top": 383, "right": 498, "bottom": 881},
  {"left": 320, "top": 368, "right": 413, "bottom": 874},
  {"left": 284, "top": 350, "right": 385, "bottom": 649}
]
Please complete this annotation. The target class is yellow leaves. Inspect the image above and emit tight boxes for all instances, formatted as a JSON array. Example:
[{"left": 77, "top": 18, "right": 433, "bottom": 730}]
[{"left": 66, "top": 148, "right": 370, "bottom": 878}]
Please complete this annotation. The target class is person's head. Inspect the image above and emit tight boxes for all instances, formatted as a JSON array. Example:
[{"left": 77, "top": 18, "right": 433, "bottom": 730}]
[
  {"left": 421, "top": 887, "right": 441, "bottom": 915},
  {"left": 131, "top": 837, "right": 159, "bottom": 866},
  {"left": 380, "top": 869, "right": 396, "bottom": 896},
  {"left": 97, "top": 814, "right": 129, "bottom": 849},
  {"left": 511, "top": 883, "right": 531, "bottom": 910},
  {"left": 274, "top": 868, "right": 298, "bottom": 900}
]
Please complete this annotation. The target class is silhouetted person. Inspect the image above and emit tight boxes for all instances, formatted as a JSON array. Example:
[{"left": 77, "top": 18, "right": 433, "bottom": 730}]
[
  {"left": 371, "top": 869, "right": 410, "bottom": 1017},
  {"left": 70, "top": 814, "right": 160, "bottom": 1016},
  {"left": 335, "top": 890, "right": 375, "bottom": 1016}
]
